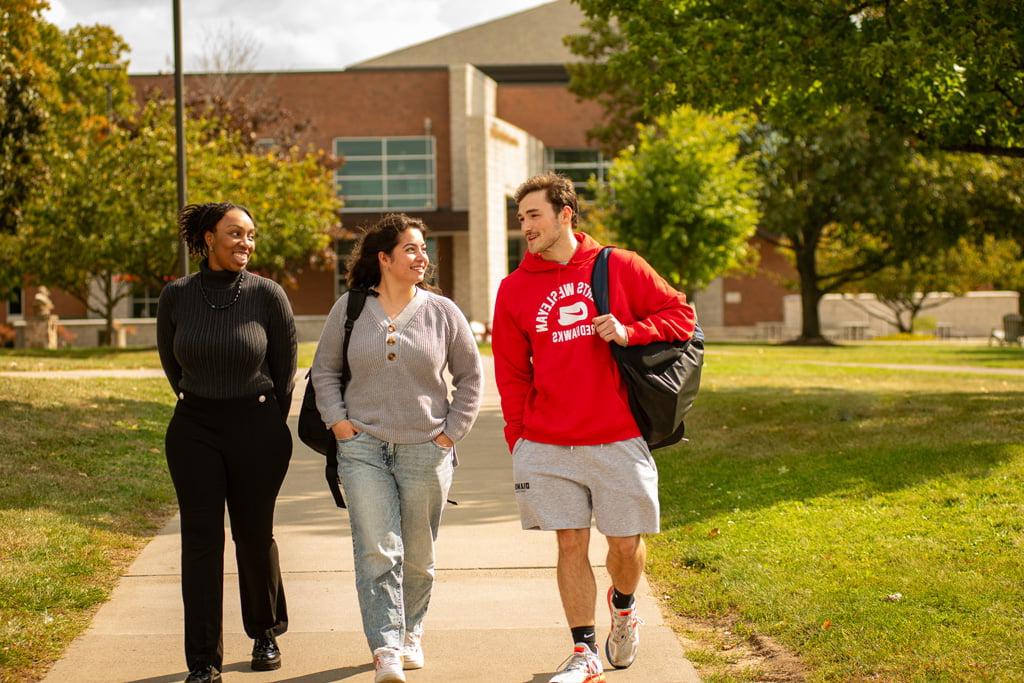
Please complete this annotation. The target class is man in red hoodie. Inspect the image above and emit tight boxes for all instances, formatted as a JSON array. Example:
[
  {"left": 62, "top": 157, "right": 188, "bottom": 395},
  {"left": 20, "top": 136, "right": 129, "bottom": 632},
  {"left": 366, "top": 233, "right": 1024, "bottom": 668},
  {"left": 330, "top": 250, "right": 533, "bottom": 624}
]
[{"left": 492, "top": 173, "right": 696, "bottom": 682}]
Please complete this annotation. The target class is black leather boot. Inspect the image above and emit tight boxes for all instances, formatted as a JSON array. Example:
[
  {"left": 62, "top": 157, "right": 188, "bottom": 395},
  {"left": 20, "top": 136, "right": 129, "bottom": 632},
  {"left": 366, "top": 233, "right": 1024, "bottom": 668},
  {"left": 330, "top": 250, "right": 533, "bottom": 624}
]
[
  {"left": 251, "top": 634, "right": 282, "bottom": 671},
  {"left": 184, "top": 664, "right": 221, "bottom": 682}
]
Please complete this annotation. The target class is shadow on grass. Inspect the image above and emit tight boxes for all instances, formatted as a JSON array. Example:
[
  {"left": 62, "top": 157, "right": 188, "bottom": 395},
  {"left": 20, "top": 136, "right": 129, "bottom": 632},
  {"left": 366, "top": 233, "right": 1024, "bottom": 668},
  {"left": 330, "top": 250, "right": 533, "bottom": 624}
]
[
  {"left": 952, "top": 346, "right": 1024, "bottom": 365},
  {"left": 0, "top": 392, "right": 176, "bottom": 537},
  {"left": 656, "top": 385, "right": 1024, "bottom": 528}
]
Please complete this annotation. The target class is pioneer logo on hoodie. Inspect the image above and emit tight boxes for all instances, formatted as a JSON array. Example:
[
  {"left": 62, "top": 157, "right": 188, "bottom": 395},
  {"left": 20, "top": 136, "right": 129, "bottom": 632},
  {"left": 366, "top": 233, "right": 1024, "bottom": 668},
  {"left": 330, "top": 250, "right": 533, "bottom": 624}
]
[{"left": 534, "top": 281, "right": 596, "bottom": 343}]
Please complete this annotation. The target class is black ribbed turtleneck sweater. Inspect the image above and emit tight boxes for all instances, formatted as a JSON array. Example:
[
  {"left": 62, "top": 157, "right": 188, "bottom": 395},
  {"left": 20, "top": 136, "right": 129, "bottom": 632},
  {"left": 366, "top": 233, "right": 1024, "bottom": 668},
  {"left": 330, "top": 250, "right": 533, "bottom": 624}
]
[{"left": 156, "top": 261, "right": 297, "bottom": 416}]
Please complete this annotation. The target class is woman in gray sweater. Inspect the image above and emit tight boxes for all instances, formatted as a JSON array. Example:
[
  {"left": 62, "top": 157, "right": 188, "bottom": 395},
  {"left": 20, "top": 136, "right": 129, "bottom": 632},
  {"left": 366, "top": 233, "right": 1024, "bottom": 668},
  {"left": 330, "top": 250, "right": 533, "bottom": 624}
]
[{"left": 311, "top": 214, "right": 482, "bottom": 683}]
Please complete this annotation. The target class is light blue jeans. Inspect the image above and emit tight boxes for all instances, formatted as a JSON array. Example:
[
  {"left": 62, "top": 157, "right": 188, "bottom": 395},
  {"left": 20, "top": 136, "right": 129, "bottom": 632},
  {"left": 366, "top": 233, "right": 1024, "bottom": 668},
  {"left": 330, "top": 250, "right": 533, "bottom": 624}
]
[{"left": 336, "top": 431, "right": 453, "bottom": 652}]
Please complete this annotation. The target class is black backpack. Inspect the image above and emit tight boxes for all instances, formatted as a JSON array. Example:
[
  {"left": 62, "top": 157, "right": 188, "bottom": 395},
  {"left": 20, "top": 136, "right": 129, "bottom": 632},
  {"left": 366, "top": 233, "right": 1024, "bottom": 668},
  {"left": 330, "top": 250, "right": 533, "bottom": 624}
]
[
  {"left": 591, "top": 247, "right": 704, "bottom": 450},
  {"left": 297, "top": 288, "right": 369, "bottom": 508}
]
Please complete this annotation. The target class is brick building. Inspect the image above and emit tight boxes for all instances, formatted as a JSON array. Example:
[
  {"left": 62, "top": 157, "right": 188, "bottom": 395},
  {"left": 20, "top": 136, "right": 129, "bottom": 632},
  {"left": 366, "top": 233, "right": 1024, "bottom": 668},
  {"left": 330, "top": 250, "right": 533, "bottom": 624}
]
[{"left": 2, "top": 0, "right": 796, "bottom": 345}]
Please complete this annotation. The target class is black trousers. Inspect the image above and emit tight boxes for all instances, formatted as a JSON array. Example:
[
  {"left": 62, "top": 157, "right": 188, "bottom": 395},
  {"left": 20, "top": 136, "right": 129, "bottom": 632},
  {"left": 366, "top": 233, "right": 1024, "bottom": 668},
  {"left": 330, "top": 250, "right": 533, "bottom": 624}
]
[{"left": 165, "top": 392, "right": 292, "bottom": 671}]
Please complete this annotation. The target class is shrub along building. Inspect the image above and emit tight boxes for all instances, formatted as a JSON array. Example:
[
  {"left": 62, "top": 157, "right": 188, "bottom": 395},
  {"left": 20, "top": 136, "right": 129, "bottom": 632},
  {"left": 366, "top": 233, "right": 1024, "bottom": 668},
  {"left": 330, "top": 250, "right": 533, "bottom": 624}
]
[{"left": 11, "top": 1, "right": 1008, "bottom": 346}]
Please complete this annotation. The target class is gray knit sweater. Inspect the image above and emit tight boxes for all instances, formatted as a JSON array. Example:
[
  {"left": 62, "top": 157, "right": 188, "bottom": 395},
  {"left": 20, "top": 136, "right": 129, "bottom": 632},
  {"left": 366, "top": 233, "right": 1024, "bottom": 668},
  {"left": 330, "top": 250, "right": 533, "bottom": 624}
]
[
  {"left": 157, "top": 261, "right": 297, "bottom": 417},
  {"left": 310, "top": 288, "right": 482, "bottom": 444}
]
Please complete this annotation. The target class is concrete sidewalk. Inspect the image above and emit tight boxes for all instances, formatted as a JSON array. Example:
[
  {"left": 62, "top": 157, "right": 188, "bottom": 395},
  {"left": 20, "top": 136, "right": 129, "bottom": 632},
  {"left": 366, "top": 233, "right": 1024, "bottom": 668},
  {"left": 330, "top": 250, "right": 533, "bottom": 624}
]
[{"left": 42, "top": 358, "right": 699, "bottom": 683}]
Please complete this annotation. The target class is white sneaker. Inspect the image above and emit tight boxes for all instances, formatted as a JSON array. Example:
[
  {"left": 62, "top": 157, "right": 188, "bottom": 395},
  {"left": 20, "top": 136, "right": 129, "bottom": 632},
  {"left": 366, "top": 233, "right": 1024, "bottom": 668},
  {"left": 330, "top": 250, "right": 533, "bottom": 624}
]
[
  {"left": 373, "top": 647, "right": 406, "bottom": 683},
  {"left": 402, "top": 631, "right": 424, "bottom": 670},
  {"left": 548, "top": 644, "right": 605, "bottom": 683},
  {"left": 605, "top": 586, "right": 644, "bottom": 668}
]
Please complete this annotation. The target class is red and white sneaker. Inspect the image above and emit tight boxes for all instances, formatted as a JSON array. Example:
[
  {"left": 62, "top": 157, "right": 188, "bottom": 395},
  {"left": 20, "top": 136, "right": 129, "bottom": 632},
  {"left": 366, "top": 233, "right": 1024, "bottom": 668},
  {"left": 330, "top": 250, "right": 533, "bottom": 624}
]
[
  {"left": 373, "top": 646, "right": 405, "bottom": 683},
  {"left": 605, "top": 586, "right": 644, "bottom": 668},
  {"left": 402, "top": 631, "right": 424, "bottom": 670},
  {"left": 548, "top": 644, "right": 605, "bottom": 683}
]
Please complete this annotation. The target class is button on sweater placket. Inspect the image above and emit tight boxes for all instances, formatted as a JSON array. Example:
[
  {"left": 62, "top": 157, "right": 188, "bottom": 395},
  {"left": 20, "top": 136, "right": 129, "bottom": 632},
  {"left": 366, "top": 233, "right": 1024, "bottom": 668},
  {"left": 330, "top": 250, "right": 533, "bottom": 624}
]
[{"left": 385, "top": 323, "right": 399, "bottom": 362}]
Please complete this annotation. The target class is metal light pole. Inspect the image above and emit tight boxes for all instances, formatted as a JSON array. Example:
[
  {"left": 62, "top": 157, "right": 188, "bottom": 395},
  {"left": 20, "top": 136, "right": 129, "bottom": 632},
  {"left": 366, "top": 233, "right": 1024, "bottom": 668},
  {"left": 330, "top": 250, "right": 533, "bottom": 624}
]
[
  {"left": 173, "top": 0, "right": 189, "bottom": 277},
  {"left": 93, "top": 63, "right": 121, "bottom": 120}
]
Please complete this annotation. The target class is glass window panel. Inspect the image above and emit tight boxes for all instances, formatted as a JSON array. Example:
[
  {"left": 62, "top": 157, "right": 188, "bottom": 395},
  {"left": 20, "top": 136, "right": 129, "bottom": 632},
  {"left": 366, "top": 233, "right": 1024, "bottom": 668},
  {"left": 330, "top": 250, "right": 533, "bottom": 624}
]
[
  {"left": 336, "top": 139, "right": 382, "bottom": 157},
  {"left": 335, "top": 238, "right": 355, "bottom": 296},
  {"left": 344, "top": 198, "right": 385, "bottom": 209},
  {"left": 386, "top": 138, "right": 429, "bottom": 155},
  {"left": 340, "top": 179, "right": 385, "bottom": 196},
  {"left": 507, "top": 238, "right": 525, "bottom": 274},
  {"left": 575, "top": 185, "right": 597, "bottom": 201},
  {"left": 560, "top": 168, "right": 596, "bottom": 183},
  {"left": 386, "top": 196, "right": 431, "bottom": 209},
  {"left": 387, "top": 178, "right": 432, "bottom": 195},
  {"left": 386, "top": 158, "right": 431, "bottom": 175},
  {"left": 7, "top": 287, "right": 22, "bottom": 315},
  {"left": 339, "top": 159, "right": 383, "bottom": 176},
  {"left": 553, "top": 149, "right": 600, "bottom": 165},
  {"left": 425, "top": 237, "right": 439, "bottom": 287}
]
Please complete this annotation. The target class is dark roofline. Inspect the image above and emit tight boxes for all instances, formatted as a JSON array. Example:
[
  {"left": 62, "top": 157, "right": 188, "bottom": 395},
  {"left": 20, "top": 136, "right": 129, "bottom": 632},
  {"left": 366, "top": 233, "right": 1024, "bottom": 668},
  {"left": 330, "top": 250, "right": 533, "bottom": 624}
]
[
  {"left": 130, "top": 63, "right": 570, "bottom": 84},
  {"left": 348, "top": 64, "right": 570, "bottom": 83},
  {"left": 129, "top": 66, "right": 448, "bottom": 78}
]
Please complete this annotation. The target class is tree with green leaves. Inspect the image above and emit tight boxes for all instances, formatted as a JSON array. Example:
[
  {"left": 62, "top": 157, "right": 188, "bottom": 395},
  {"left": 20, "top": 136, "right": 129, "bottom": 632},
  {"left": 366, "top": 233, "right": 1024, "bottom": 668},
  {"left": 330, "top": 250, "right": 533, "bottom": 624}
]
[
  {"left": 0, "top": 0, "right": 56, "bottom": 295},
  {"left": 0, "top": 1, "right": 53, "bottom": 236},
  {"left": 24, "top": 98, "right": 340, "bottom": 344},
  {"left": 585, "top": 106, "right": 760, "bottom": 293},
  {"left": 752, "top": 112, "right": 998, "bottom": 343},
  {"left": 837, "top": 237, "right": 1019, "bottom": 334},
  {"left": 0, "top": 8, "right": 134, "bottom": 301},
  {"left": 569, "top": 0, "right": 1024, "bottom": 158}
]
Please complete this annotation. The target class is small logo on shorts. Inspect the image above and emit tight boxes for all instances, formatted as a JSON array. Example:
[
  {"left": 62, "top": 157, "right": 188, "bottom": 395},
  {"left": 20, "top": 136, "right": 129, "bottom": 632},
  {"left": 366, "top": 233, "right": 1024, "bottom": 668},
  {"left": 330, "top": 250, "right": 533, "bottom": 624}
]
[{"left": 514, "top": 482, "right": 530, "bottom": 492}]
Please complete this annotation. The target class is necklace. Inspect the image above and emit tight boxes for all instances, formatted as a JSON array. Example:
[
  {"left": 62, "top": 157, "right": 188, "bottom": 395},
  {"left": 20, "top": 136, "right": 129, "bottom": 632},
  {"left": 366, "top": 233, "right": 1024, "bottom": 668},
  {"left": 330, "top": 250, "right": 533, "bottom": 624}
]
[{"left": 198, "top": 270, "right": 246, "bottom": 310}]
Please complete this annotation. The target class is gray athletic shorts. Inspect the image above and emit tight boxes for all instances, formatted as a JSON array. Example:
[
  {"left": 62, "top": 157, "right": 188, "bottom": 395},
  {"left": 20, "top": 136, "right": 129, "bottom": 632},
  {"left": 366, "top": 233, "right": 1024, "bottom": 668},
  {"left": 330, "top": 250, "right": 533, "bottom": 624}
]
[{"left": 511, "top": 436, "right": 660, "bottom": 536}]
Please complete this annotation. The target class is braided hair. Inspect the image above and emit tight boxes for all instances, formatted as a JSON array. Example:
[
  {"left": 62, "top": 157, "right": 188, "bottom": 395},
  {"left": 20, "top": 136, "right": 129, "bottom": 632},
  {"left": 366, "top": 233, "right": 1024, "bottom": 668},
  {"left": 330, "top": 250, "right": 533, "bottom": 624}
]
[{"left": 177, "top": 202, "right": 255, "bottom": 257}]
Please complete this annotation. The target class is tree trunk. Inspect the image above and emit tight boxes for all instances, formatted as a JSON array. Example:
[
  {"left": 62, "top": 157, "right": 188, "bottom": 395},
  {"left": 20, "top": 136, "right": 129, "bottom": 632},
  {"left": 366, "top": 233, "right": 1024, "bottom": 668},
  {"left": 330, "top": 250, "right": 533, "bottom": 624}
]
[
  {"left": 1018, "top": 289, "right": 1023, "bottom": 317},
  {"left": 793, "top": 240, "right": 830, "bottom": 344},
  {"left": 103, "top": 276, "right": 115, "bottom": 347},
  {"left": 897, "top": 309, "right": 912, "bottom": 334}
]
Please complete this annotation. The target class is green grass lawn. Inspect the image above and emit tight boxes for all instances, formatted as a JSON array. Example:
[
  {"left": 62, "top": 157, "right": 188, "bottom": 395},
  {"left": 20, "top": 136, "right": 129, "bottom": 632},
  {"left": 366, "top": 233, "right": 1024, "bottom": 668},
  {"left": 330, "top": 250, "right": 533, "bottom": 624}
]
[
  {"left": 2, "top": 339, "right": 471, "bottom": 370},
  {"left": 650, "top": 346, "right": 1024, "bottom": 681},
  {"left": 714, "top": 340, "right": 1024, "bottom": 369},
  {"left": 0, "top": 347, "right": 162, "bottom": 372},
  {"left": 2, "top": 343, "right": 1023, "bottom": 681},
  {"left": 0, "top": 378, "right": 176, "bottom": 682},
  {"left": 0, "top": 342, "right": 320, "bottom": 372}
]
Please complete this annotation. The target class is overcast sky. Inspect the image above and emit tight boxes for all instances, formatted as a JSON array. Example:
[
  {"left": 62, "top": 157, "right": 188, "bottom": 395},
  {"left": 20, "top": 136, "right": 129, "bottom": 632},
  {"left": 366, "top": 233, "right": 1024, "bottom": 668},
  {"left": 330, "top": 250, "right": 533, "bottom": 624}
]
[{"left": 45, "top": 0, "right": 553, "bottom": 73}]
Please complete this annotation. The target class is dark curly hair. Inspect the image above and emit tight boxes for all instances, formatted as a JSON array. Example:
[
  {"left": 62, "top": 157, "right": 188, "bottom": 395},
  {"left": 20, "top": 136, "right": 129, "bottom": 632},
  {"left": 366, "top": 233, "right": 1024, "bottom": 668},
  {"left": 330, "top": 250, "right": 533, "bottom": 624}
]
[
  {"left": 346, "top": 213, "right": 439, "bottom": 293},
  {"left": 177, "top": 202, "right": 255, "bottom": 257},
  {"left": 513, "top": 172, "right": 579, "bottom": 228}
]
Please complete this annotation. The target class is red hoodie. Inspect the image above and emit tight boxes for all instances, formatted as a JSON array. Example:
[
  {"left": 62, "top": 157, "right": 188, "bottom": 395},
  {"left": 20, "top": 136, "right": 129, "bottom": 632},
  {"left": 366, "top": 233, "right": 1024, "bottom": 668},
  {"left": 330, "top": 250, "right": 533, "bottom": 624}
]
[{"left": 492, "top": 232, "right": 697, "bottom": 452}]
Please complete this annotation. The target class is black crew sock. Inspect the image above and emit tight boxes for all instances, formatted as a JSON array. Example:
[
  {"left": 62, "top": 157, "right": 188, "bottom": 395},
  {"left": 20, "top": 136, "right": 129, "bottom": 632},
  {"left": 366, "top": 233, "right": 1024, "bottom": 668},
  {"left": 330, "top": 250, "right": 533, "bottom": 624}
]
[
  {"left": 570, "top": 625, "right": 598, "bottom": 653},
  {"left": 611, "top": 587, "right": 635, "bottom": 609}
]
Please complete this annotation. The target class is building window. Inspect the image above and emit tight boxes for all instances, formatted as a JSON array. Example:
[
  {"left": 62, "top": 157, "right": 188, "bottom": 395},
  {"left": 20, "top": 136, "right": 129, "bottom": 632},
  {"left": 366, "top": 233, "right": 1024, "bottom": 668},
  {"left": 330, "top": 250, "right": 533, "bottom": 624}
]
[
  {"left": 335, "top": 238, "right": 355, "bottom": 298},
  {"left": 425, "top": 236, "right": 439, "bottom": 288},
  {"left": 545, "top": 149, "right": 612, "bottom": 199},
  {"left": 6, "top": 288, "right": 22, "bottom": 317},
  {"left": 131, "top": 286, "right": 160, "bottom": 318},
  {"left": 507, "top": 237, "right": 525, "bottom": 274},
  {"left": 334, "top": 136, "right": 436, "bottom": 211},
  {"left": 254, "top": 138, "right": 277, "bottom": 153}
]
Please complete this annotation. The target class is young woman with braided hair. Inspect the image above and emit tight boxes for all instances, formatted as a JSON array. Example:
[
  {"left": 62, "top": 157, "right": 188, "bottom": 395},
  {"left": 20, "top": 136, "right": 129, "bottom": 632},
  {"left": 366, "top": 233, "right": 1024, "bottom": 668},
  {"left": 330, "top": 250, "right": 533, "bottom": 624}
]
[{"left": 157, "top": 202, "right": 297, "bottom": 683}]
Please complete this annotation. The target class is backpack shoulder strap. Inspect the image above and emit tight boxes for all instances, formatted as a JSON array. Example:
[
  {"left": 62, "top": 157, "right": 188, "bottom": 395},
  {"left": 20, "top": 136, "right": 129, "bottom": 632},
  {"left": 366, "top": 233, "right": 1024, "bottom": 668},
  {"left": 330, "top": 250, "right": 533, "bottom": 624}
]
[
  {"left": 340, "top": 289, "right": 368, "bottom": 386},
  {"left": 590, "top": 246, "right": 613, "bottom": 316}
]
